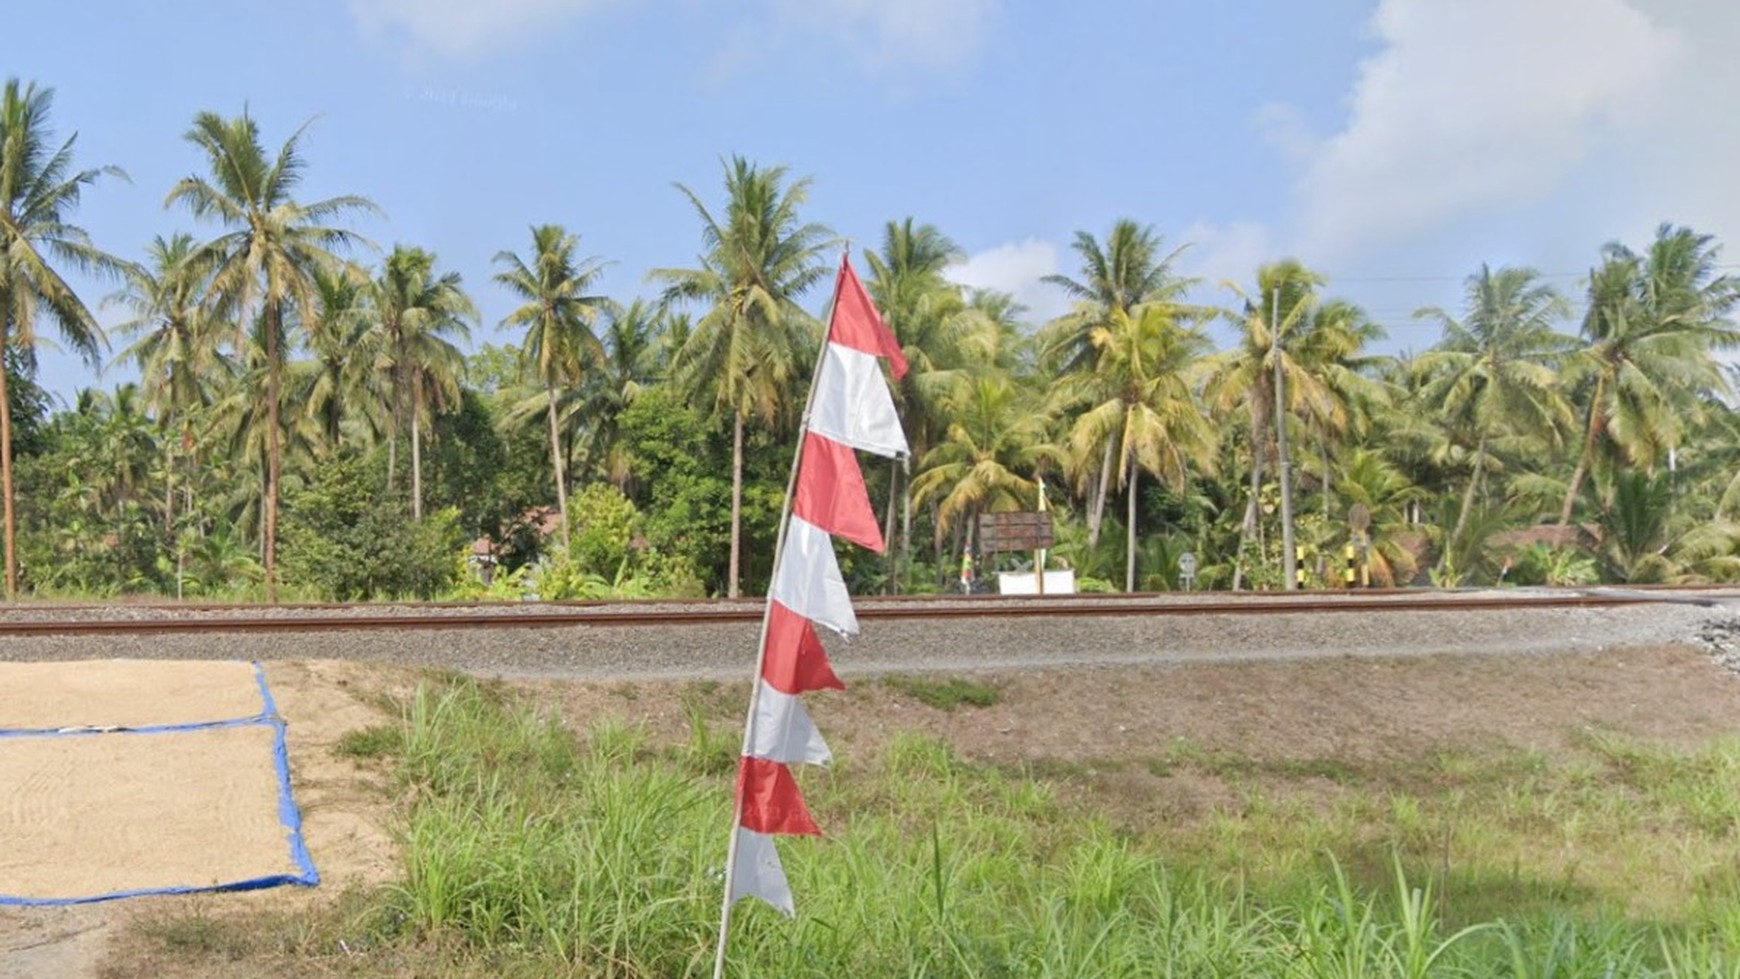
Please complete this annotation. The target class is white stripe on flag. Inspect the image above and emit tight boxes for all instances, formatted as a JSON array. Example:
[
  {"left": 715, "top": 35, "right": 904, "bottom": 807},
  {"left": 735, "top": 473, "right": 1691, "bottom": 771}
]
[
  {"left": 749, "top": 680, "right": 832, "bottom": 766},
  {"left": 808, "top": 343, "right": 909, "bottom": 459},
  {"left": 729, "top": 827, "right": 795, "bottom": 915},
  {"left": 771, "top": 517, "right": 859, "bottom": 636}
]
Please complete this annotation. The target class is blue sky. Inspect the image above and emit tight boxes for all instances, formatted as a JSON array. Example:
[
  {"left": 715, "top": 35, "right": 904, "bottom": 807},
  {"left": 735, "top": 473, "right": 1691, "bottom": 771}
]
[{"left": 5, "top": 0, "right": 1736, "bottom": 401}]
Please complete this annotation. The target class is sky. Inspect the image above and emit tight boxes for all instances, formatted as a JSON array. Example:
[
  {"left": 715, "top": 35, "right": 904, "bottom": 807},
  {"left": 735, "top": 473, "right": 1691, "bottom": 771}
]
[{"left": 5, "top": 0, "right": 1738, "bottom": 402}]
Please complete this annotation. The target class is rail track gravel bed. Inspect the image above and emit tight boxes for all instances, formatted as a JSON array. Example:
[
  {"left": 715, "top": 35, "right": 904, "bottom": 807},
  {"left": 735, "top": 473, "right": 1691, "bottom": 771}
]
[{"left": 0, "top": 589, "right": 1735, "bottom": 681}]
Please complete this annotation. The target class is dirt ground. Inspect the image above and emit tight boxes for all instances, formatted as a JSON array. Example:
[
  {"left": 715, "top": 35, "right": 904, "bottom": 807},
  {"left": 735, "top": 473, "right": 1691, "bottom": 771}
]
[{"left": 1, "top": 644, "right": 1738, "bottom": 978}]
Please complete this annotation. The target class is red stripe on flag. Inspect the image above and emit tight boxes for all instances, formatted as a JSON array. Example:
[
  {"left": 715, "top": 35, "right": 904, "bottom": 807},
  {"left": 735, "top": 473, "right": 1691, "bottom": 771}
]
[
  {"left": 793, "top": 432, "right": 884, "bottom": 553},
  {"left": 737, "top": 757, "right": 821, "bottom": 836},
  {"left": 829, "top": 256, "right": 909, "bottom": 380},
  {"left": 762, "top": 600, "right": 844, "bottom": 695}
]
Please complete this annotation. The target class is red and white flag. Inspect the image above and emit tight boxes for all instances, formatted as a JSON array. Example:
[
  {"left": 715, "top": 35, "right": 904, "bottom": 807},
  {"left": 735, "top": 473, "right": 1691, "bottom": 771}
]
[{"left": 720, "top": 255, "right": 907, "bottom": 926}]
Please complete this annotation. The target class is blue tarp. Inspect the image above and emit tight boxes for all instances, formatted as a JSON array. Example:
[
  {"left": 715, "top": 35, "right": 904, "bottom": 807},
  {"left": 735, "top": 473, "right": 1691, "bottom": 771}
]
[{"left": 0, "top": 661, "right": 319, "bottom": 905}]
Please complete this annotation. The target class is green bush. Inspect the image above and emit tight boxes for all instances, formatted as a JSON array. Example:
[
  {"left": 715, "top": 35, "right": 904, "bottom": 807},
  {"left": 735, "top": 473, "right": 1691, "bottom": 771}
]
[{"left": 280, "top": 451, "right": 466, "bottom": 600}]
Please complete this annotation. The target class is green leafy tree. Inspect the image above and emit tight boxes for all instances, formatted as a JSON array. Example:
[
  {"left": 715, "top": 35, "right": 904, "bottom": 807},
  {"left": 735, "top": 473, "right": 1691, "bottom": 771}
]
[
  {"left": 301, "top": 264, "right": 371, "bottom": 454},
  {"left": 1063, "top": 303, "right": 1217, "bottom": 591},
  {"left": 280, "top": 450, "right": 463, "bottom": 600},
  {"left": 111, "top": 231, "right": 223, "bottom": 545},
  {"left": 1334, "top": 448, "right": 1426, "bottom": 587},
  {"left": 494, "top": 224, "right": 610, "bottom": 552},
  {"left": 3, "top": 352, "right": 48, "bottom": 461},
  {"left": 1209, "top": 261, "right": 1360, "bottom": 589},
  {"left": 0, "top": 78, "right": 125, "bottom": 597},
  {"left": 865, "top": 219, "right": 998, "bottom": 584},
  {"left": 652, "top": 157, "right": 833, "bottom": 598},
  {"left": 166, "top": 108, "right": 377, "bottom": 601},
  {"left": 910, "top": 373, "right": 1056, "bottom": 553},
  {"left": 1414, "top": 266, "right": 1575, "bottom": 558},
  {"left": 1040, "top": 219, "right": 1191, "bottom": 545},
  {"left": 1558, "top": 225, "right": 1740, "bottom": 525},
  {"left": 618, "top": 386, "right": 732, "bottom": 590},
  {"left": 366, "top": 245, "right": 475, "bottom": 518}
]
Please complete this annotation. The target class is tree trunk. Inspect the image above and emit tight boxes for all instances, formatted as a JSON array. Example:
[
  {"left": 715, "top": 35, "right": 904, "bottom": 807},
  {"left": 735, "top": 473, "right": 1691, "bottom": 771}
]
[
  {"left": 1446, "top": 434, "right": 1488, "bottom": 570},
  {"left": 546, "top": 386, "right": 570, "bottom": 553},
  {"left": 386, "top": 349, "right": 403, "bottom": 493},
  {"left": 727, "top": 411, "right": 744, "bottom": 599},
  {"left": 0, "top": 321, "right": 16, "bottom": 599},
  {"left": 1319, "top": 434, "right": 1331, "bottom": 524},
  {"left": 930, "top": 500, "right": 943, "bottom": 589},
  {"left": 264, "top": 304, "right": 282, "bottom": 604},
  {"left": 1087, "top": 438, "right": 1114, "bottom": 547},
  {"left": 1559, "top": 381, "right": 1605, "bottom": 527},
  {"left": 411, "top": 383, "right": 423, "bottom": 522},
  {"left": 164, "top": 440, "right": 175, "bottom": 544},
  {"left": 1125, "top": 461, "right": 1138, "bottom": 593},
  {"left": 1232, "top": 406, "right": 1266, "bottom": 591},
  {"left": 900, "top": 457, "right": 912, "bottom": 596},
  {"left": 882, "top": 457, "right": 899, "bottom": 594}
]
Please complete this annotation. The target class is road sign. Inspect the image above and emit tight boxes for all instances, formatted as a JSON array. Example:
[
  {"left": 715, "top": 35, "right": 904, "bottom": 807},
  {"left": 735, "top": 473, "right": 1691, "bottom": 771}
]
[
  {"left": 976, "top": 511, "right": 1054, "bottom": 553},
  {"left": 1178, "top": 551, "right": 1197, "bottom": 575},
  {"left": 1348, "top": 503, "right": 1371, "bottom": 532}
]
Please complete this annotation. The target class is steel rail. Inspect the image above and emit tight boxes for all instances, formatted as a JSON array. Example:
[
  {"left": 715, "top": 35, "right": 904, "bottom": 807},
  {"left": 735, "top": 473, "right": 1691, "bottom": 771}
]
[
  {"left": 0, "top": 589, "right": 1720, "bottom": 637},
  {"left": 4, "top": 582, "right": 1732, "bottom": 616}
]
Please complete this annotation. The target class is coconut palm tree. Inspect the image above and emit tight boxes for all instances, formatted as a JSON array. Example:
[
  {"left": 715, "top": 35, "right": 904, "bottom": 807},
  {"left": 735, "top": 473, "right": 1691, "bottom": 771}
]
[
  {"left": 1063, "top": 303, "right": 1217, "bottom": 591},
  {"left": 111, "top": 232, "right": 223, "bottom": 545},
  {"left": 1558, "top": 225, "right": 1740, "bottom": 526},
  {"left": 1040, "top": 220, "right": 1190, "bottom": 372},
  {"left": 207, "top": 310, "right": 324, "bottom": 556},
  {"left": 866, "top": 219, "right": 978, "bottom": 585},
  {"left": 909, "top": 372, "right": 1057, "bottom": 552},
  {"left": 574, "top": 298, "right": 659, "bottom": 490},
  {"left": 0, "top": 78, "right": 126, "bottom": 596},
  {"left": 1040, "top": 219, "right": 1193, "bottom": 546},
  {"left": 494, "top": 224, "right": 610, "bottom": 551},
  {"left": 166, "top": 108, "right": 376, "bottom": 601},
  {"left": 1207, "top": 261, "right": 1347, "bottom": 590},
  {"left": 1334, "top": 448, "right": 1426, "bottom": 587},
  {"left": 651, "top": 157, "right": 833, "bottom": 597},
  {"left": 366, "top": 245, "right": 475, "bottom": 518},
  {"left": 1413, "top": 265, "right": 1575, "bottom": 558},
  {"left": 302, "top": 264, "right": 372, "bottom": 455}
]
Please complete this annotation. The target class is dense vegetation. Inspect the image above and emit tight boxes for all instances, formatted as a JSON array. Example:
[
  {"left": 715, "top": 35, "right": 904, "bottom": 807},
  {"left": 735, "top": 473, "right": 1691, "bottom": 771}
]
[
  {"left": 131, "top": 675, "right": 1740, "bottom": 976},
  {"left": 6, "top": 76, "right": 1740, "bottom": 601}
]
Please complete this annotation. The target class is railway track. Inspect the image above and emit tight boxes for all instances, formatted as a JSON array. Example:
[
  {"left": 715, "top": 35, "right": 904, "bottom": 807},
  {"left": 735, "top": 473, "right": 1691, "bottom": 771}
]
[{"left": 0, "top": 587, "right": 1729, "bottom": 637}]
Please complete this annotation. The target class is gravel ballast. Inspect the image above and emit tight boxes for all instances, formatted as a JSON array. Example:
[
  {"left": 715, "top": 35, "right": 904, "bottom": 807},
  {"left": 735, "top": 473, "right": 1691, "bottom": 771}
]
[{"left": 0, "top": 591, "right": 1735, "bottom": 682}]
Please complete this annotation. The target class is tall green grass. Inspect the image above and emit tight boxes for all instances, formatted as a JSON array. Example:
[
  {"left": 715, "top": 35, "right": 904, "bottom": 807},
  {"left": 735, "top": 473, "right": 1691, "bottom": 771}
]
[{"left": 332, "top": 678, "right": 1740, "bottom": 977}]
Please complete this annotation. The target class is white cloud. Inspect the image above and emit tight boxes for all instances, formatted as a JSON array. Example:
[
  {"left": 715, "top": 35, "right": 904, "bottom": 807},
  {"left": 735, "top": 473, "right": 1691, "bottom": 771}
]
[
  {"left": 1621, "top": 0, "right": 1740, "bottom": 256},
  {"left": 766, "top": 0, "right": 999, "bottom": 73},
  {"left": 1177, "top": 221, "right": 1274, "bottom": 293},
  {"left": 351, "top": 0, "right": 997, "bottom": 71},
  {"left": 946, "top": 238, "right": 1067, "bottom": 325},
  {"left": 1291, "top": 0, "right": 1682, "bottom": 261},
  {"left": 349, "top": 0, "right": 617, "bottom": 57}
]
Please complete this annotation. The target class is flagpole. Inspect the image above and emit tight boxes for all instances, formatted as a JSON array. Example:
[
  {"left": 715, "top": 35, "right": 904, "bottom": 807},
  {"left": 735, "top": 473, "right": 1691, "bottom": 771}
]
[{"left": 713, "top": 246, "right": 852, "bottom": 979}]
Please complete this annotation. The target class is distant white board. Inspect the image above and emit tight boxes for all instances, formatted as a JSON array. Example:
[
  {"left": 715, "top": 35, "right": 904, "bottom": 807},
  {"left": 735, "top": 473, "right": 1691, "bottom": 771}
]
[{"left": 996, "top": 570, "right": 1077, "bottom": 595}]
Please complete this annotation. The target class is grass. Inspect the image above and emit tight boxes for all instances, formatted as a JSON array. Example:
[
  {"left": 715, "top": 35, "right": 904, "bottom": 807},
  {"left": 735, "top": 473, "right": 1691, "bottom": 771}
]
[
  {"left": 333, "top": 724, "right": 402, "bottom": 760},
  {"left": 883, "top": 674, "right": 1001, "bottom": 710},
  {"left": 126, "top": 676, "right": 1740, "bottom": 977}
]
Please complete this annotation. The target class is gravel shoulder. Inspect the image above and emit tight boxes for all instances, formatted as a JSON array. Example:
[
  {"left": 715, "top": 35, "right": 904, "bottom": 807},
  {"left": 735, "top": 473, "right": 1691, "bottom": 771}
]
[{"left": 0, "top": 594, "right": 1728, "bottom": 681}]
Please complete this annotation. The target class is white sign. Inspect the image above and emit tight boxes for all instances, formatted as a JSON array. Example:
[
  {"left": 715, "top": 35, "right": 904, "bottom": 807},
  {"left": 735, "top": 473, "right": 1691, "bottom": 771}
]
[{"left": 996, "top": 570, "right": 1077, "bottom": 595}]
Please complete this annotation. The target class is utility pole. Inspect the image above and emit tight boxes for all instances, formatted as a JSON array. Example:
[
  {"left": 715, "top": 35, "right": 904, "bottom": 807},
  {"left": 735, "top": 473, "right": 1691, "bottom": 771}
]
[{"left": 1273, "top": 287, "right": 1298, "bottom": 590}]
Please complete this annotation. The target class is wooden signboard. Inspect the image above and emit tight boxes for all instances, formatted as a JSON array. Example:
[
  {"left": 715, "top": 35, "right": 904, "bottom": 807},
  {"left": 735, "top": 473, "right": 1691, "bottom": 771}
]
[{"left": 976, "top": 511, "right": 1055, "bottom": 553}]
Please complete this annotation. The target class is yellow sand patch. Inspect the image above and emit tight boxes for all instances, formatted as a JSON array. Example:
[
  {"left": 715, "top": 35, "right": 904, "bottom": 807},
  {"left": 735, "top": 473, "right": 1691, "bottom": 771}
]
[
  {"left": 0, "top": 660, "right": 264, "bottom": 730},
  {"left": 0, "top": 660, "right": 309, "bottom": 902}
]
